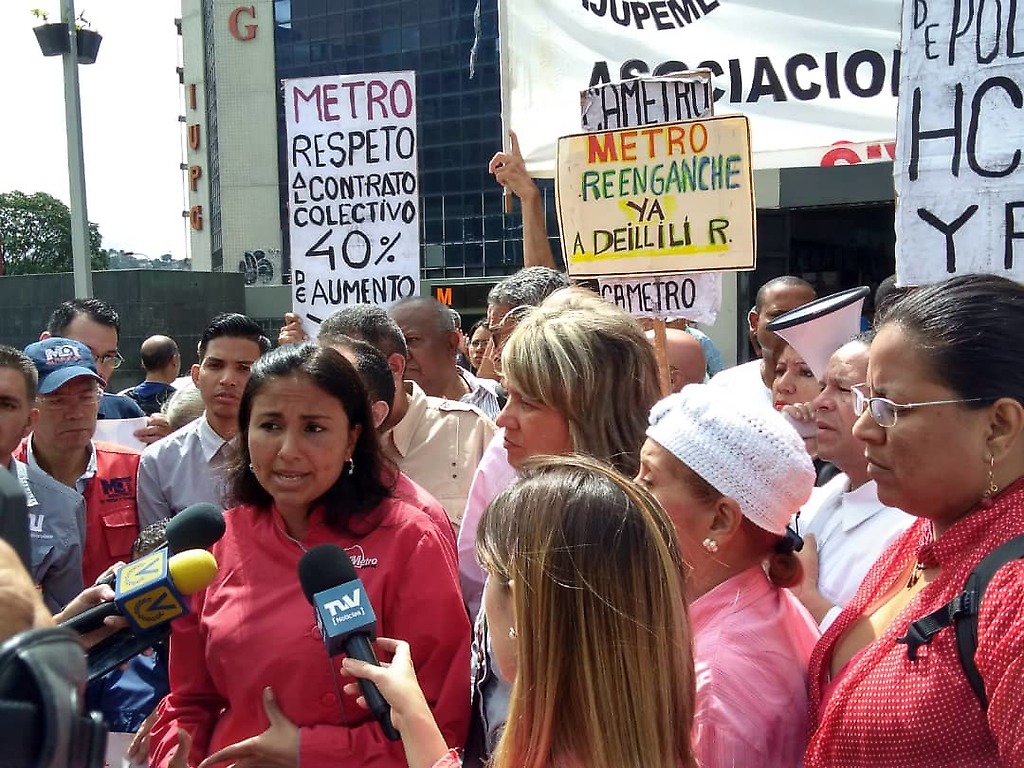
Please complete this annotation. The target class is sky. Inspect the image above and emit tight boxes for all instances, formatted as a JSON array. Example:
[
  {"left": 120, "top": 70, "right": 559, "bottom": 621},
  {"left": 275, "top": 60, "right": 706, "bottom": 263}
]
[{"left": 0, "top": 1, "right": 186, "bottom": 260}]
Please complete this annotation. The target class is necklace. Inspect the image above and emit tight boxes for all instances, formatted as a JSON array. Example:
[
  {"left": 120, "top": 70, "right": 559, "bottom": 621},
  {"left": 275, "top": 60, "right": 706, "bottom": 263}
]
[{"left": 906, "top": 561, "right": 925, "bottom": 590}]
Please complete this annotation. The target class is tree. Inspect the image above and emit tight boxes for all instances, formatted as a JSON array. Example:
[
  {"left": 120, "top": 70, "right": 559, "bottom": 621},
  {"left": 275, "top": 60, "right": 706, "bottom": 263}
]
[{"left": 0, "top": 190, "right": 109, "bottom": 275}]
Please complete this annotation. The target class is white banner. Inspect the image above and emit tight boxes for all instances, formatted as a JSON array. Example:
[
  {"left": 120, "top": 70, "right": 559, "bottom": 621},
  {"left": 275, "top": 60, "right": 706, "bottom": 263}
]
[
  {"left": 283, "top": 72, "right": 421, "bottom": 336},
  {"left": 894, "top": 0, "right": 1024, "bottom": 286},
  {"left": 595, "top": 272, "right": 722, "bottom": 322},
  {"left": 503, "top": 0, "right": 901, "bottom": 175}
]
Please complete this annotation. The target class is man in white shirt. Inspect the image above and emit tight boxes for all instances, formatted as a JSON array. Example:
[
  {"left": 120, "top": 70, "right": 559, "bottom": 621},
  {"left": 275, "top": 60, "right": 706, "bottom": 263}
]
[
  {"left": 711, "top": 276, "right": 816, "bottom": 406},
  {"left": 793, "top": 338, "right": 913, "bottom": 630},
  {"left": 136, "top": 314, "right": 270, "bottom": 528}
]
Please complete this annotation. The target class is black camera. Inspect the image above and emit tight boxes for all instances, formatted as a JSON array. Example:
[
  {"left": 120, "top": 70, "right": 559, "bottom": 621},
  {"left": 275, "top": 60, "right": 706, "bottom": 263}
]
[{"left": 0, "top": 627, "right": 107, "bottom": 768}]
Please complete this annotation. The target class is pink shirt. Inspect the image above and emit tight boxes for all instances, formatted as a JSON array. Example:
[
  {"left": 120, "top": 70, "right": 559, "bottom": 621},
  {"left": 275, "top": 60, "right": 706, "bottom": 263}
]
[
  {"left": 456, "top": 430, "right": 518, "bottom": 616},
  {"left": 690, "top": 565, "right": 820, "bottom": 768},
  {"left": 148, "top": 498, "right": 471, "bottom": 768}
]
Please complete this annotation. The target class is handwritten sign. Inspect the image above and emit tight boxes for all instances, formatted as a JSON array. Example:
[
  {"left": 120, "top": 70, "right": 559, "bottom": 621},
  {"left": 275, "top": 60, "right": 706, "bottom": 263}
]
[
  {"left": 894, "top": 0, "right": 1024, "bottom": 286},
  {"left": 580, "top": 75, "right": 722, "bottom": 322},
  {"left": 593, "top": 272, "right": 721, "bottom": 322},
  {"left": 581, "top": 72, "right": 713, "bottom": 132},
  {"left": 556, "top": 116, "right": 755, "bottom": 278},
  {"left": 284, "top": 72, "right": 421, "bottom": 335}
]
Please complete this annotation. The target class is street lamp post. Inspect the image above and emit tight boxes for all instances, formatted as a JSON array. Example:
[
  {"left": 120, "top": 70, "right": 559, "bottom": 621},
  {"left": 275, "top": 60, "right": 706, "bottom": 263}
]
[{"left": 61, "top": 0, "right": 93, "bottom": 298}]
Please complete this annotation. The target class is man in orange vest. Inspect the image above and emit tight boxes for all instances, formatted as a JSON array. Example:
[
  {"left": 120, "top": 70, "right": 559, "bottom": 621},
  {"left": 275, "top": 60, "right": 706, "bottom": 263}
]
[{"left": 15, "top": 338, "right": 141, "bottom": 586}]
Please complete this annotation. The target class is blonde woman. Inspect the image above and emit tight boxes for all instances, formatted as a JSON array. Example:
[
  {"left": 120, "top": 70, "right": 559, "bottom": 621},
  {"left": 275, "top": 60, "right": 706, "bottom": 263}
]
[{"left": 344, "top": 455, "right": 697, "bottom": 768}]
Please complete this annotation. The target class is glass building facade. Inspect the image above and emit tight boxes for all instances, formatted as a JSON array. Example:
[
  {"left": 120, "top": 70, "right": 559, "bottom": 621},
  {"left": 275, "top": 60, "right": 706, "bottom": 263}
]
[{"left": 271, "top": 0, "right": 560, "bottom": 285}]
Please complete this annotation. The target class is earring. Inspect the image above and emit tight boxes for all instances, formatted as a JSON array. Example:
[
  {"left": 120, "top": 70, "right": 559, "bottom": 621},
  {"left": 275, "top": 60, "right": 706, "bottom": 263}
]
[
  {"left": 508, "top": 626, "right": 518, "bottom": 639},
  {"left": 347, "top": 458, "right": 356, "bottom": 476},
  {"left": 248, "top": 463, "right": 255, "bottom": 473},
  {"left": 981, "top": 456, "right": 999, "bottom": 508},
  {"left": 702, "top": 537, "right": 719, "bottom": 554}
]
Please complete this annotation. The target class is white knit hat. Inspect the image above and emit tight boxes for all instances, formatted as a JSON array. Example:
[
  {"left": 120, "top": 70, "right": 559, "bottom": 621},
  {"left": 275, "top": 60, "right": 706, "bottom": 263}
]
[{"left": 646, "top": 384, "right": 815, "bottom": 535}]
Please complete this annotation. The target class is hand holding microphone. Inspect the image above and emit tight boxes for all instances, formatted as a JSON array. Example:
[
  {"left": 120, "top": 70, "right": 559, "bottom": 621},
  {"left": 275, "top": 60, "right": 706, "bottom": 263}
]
[
  {"left": 61, "top": 548, "right": 218, "bottom": 636},
  {"left": 298, "top": 543, "right": 400, "bottom": 742}
]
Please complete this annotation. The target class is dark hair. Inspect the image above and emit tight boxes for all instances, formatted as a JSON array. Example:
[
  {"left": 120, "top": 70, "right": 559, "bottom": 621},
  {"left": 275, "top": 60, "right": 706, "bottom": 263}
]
[
  {"left": 317, "top": 333, "right": 396, "bottom": 412},
  {"left": 46, "top": 298, "right": 121, "bottom": 336},
  {"left": 873, "top": 273, "right": 912, "bottom": 318},
  {"left": 140, "top": 336, "right": 179, "bottom": 372},
  {"left": 755, "top": 276, "right": 815, "bottom": 312},
  {"left": 132, "top": 520, "right": 168, "bottom": 558},
  {"left": 0, "top": 345, "right": 38, "bottom": 401},
  {"left": 469, "top": 318, "right": 489, "bottom": 337},
  {"left": 198, "top": 313, "right": 271, "bottom": 359},
  {"left": 486, "top": 266, "right": 570, "bottom": 308},
  {"left": 230, "top": 343, "right": 393, "bottom": 534},
  {"left": 875, "top": 273, "right": 1024, "bottom": 406},
  {"left": 318, "top": 304, "right": 409, "bottom": 359}
]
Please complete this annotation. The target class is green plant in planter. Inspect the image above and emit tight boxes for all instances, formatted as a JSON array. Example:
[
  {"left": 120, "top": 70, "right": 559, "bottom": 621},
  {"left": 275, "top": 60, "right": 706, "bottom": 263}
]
[{"left": 31, "top": 8, "right": 69, "bottom": 57}]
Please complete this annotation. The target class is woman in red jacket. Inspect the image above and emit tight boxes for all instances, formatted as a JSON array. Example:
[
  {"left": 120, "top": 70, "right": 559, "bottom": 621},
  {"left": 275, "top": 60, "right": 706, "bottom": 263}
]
[{"left": 148, "top": 343, "right": 471, "bottom": 768}]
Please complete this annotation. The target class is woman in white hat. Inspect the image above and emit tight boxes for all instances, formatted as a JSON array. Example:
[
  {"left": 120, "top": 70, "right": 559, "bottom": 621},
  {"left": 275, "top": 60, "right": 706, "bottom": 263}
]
[{"left": 636, "top": 384, "right": 820, "bottom": 768}]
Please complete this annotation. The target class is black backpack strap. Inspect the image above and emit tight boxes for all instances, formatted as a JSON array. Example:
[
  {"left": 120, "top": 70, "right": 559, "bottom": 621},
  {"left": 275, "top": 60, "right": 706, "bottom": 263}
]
[
  {"left": 897, "top": 591, "right": 974, "bottom": 660},
  {"left": 953, "top": 535, "right": 1024, "bottom": 709}
]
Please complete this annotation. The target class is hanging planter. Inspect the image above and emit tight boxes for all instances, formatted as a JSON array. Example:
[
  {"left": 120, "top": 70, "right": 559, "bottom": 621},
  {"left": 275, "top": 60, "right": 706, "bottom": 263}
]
[
  {"left": 76, "top": 28, "right": 102, "bottom": 64},
  {"left": 33, "top": 22, "right": 69, "bottom": 56}
]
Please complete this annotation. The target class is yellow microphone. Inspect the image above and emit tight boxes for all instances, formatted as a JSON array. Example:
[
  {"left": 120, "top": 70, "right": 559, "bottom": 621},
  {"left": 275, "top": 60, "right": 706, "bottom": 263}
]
[{"left": 61, "top": 548, "right": 218, "bottom": 634}]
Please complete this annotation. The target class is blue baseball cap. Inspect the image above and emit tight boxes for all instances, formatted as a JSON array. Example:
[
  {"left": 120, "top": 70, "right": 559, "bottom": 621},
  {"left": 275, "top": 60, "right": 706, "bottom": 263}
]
[{"left": 24, "top": 338, "right": 106, "bottom": 395}]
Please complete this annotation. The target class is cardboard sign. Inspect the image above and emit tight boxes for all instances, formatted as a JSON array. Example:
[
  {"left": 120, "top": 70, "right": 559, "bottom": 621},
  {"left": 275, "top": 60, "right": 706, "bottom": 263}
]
[
  {"left": 594, "top": 272, "right": 721, "bottom": 322},
  {"left": 283, "top": 72, "right": 421, "bottom": 335},
  {"left": 581, "top": 71, "right": 714, "bottom": 132},
  {"left": 894, "top": 0, "right": 1024, "bottom": 286},
  {"left": 556, "top": 115, "right": 755, "bottom": 278}
]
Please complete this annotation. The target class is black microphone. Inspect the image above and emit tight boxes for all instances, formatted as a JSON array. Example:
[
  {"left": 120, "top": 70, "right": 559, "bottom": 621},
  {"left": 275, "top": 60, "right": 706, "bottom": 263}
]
[
  {"left": 298, "top": 544, "right": 400, "bottom": 742},
  {"left": 95, "top": 503, "right": 226, "bottom": 588}
]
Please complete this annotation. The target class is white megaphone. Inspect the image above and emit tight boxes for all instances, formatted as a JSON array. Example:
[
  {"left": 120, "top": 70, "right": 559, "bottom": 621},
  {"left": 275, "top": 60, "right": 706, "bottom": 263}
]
[{"left": 766, "top": 286, "right": 870, "bottom": 381}]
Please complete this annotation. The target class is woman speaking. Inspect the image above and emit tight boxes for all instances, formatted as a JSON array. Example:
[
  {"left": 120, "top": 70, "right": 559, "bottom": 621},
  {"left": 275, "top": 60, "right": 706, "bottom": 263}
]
[{"left": 147, "top": 344, "right": 470, "bottom": 768}]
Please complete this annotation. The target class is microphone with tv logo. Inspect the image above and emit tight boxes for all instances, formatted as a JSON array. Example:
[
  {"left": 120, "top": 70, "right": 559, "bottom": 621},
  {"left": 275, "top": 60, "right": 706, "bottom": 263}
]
[
  {"left": 298, "top": 543, "right": 400, "bottom": 742},
  {"left": 61, "top": 548, "right": 218, "bottom": 635},
  {"left": 82, "top": 548, "right": 220, "bottom": 682},
  {"left": 95, "top": 503, "right": 226, "bottom": 588}
]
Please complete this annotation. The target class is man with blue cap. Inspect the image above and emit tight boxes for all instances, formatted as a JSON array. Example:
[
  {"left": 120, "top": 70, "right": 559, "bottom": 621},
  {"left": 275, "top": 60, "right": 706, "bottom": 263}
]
[{"left": 13, "top": 338, "right": 141, "bottom": 587}]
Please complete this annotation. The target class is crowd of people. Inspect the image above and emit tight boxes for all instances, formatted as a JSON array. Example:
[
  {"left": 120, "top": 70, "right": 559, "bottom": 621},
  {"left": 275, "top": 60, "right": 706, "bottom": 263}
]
[{"left": 0, "top": 137, "right": 1021, "bottom": 768}]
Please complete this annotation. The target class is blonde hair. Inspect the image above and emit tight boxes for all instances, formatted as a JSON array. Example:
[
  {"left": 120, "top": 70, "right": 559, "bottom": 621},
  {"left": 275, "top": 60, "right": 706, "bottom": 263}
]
[
  {"left": 477, "top": 455, "right": 696, "bottom": 768},
  {"left": 500, "top": 293, "right": 660, "bottom": 476}
]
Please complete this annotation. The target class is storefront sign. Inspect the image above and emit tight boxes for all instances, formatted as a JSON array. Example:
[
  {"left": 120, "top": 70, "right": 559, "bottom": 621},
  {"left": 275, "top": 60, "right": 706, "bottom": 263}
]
[
  {"left": 894, "top": 0, "right": 1024, "bottom": 286},
  {"left": 556, "top": 115, "right": 755, "bottom": 277},
  {"left": 283, "top": 72, "right": 421, "bottom": 335},
  {"left": 502, "top": 0, "right": 901, "bottom": 175}
]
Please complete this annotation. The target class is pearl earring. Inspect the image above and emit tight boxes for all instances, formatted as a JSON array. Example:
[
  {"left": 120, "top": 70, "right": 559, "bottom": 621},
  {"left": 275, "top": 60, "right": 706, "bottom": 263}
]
[{"left": 702, "top": 537, "right": 719, "bottom": 554}]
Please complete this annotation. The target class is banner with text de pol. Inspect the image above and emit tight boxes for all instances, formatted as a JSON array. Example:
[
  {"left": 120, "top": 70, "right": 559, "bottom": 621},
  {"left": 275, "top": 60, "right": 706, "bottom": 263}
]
[
  {"left": 894, "top": 0, "right": 1024, "bottom": 286},
  {"left": 284, "top": 72, "right": 420, "bottom": 335},
  {"left": 556, "top": 115, "right": 755, "bottom": 278}
]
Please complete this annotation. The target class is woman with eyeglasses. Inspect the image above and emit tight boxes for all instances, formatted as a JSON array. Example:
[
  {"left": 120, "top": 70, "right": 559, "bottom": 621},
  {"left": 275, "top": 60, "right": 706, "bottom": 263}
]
[{"left": 805, "top": 274, "right": 1024, "bottom": 766}]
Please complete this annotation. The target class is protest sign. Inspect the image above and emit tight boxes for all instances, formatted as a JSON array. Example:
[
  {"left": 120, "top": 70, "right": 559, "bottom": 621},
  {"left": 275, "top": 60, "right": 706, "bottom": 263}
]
[
  {"left": 581, "top": 72, "right": 713, "bottom": 132},
  {"left": 894, "top": 0, "right": 1024, "bottom": 286},
  {"left": 594, "top": 272, "right": 721, "bottom": 322},
  {"left": 284, "top": 72, "right": 420, "bottom": 335},
  {"left": 501, "top": 0, "right": 900, "bottom": 175},
  {"left": 580, "top": 74, "right": 723, "bottom": 322},
  {"left": 556, "top": 115, "right": 755, "bottom": 278}
]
